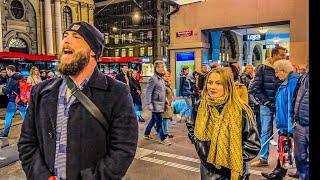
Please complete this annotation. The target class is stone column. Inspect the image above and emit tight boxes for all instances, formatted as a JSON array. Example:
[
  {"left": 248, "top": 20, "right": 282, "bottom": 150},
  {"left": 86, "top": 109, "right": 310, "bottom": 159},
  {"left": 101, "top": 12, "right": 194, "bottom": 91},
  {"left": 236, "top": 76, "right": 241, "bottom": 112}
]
[
  {"left": 55, "top": 0, "right": 62, "bottom": 53},
  {"left": 0, "top": 1, "right": 3, "bottom": 52},
  {"left": 44, "top": 0, "right": 54, "bottom": 54}
]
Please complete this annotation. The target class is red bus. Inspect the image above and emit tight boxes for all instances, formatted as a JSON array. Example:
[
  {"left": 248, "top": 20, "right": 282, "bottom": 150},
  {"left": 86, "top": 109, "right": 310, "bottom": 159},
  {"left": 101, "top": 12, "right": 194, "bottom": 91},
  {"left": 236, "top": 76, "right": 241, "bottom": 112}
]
[
  {"left": 98, "top": 57, "right": 143, "bottom": 79},
  {"left": 0, "top": 52, "right": 58, "bottom": 77}
]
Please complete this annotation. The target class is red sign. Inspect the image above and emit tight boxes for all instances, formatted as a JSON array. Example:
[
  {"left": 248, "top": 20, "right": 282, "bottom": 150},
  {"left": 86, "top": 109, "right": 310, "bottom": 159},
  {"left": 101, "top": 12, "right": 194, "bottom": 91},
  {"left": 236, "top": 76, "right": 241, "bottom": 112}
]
[{"left": 176, "top": 30, "right": 193, "bottom": 37}]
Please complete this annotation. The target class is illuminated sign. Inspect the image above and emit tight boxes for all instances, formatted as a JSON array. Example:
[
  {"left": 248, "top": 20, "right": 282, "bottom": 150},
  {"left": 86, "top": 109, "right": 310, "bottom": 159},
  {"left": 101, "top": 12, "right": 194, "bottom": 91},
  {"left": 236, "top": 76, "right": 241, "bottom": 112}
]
[
  {"left": 142, "top": 57, "right": 150, "bottom": 63},
  {"left": 176, "top": 30, "right": 193, "bottom": 37},
  {"left": 172, "top": 0, "right": 205, "bottom": 5},
  {"left": 263, "top": 44, "right": 279, "bottom": 49},
  {"left": 243, "top": 34, "right": 266, "bottom": 41},
  {"left": 176, "top": 52, "right": 194, "bottom": 61}
]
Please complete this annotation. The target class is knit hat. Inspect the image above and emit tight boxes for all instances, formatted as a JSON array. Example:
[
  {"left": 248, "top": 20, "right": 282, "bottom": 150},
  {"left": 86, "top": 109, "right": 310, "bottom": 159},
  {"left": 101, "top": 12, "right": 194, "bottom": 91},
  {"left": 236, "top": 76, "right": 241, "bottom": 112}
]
[{"left": 64, "top": 21, "right": 104, "bottom": 60}]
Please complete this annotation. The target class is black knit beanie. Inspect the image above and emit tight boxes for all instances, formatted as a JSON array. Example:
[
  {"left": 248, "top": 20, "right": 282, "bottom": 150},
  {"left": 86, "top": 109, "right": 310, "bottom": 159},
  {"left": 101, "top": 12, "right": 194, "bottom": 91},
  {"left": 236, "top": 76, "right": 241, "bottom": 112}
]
[{"left": 64, "top": 21, "right": 104, "bottom": 60}]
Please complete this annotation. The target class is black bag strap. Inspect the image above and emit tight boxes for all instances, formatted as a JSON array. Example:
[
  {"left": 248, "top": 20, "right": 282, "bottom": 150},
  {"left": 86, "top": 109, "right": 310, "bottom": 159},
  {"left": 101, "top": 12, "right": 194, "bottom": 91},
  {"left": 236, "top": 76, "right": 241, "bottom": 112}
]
[{"left": 64, "top": 75, "right": 109, "bottom": 132}]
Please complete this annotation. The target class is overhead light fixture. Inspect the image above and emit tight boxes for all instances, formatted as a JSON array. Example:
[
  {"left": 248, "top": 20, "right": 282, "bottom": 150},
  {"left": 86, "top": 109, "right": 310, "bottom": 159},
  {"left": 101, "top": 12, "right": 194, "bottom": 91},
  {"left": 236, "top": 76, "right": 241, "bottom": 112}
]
[
  {"left": 258, "top": 26, "right": 268, "bottom": 34},
  {"left": 273, "top": 36, "right": 280, "bottom": 43}
]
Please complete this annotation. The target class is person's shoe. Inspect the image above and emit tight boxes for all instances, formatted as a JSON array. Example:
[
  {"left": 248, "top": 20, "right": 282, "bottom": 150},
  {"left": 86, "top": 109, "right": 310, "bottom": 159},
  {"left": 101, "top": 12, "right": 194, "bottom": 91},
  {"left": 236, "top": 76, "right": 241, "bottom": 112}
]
[
  {"left": 261, "top": 167, "right": 287, "bottom": 179},
  {"left": 143, "top": 135, "right": 153, "bottom": 140},
  {"left": 167, "top": 134, "right": 174, "bottom": 138},
  {"left": 160, "top": 139, "right": 172, "bottom": 146},
  {"left": 270, "top": 139, "right": 278, "bottom": 146},
  {"left": 251, "top": 159, "right": 269, "bottom": 167},
  {"left": 288, "top": 171, "right": 299, "bottom": 178},
  {"left": 0, "top": 133, "right": 8, "bottom": 139}
]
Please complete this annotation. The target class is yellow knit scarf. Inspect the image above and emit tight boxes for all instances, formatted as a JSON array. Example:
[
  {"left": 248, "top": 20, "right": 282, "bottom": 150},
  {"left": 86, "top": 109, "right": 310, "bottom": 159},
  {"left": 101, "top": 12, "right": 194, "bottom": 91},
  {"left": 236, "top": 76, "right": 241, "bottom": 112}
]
[{"left": 194, "top": 94, "right": 243, "bottom": 180}]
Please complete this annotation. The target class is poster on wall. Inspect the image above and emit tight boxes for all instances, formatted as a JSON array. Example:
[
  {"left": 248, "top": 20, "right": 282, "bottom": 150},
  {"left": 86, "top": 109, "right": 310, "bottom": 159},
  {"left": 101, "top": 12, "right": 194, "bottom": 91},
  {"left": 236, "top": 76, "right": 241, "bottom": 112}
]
[{"left": 175, "top": 52, "right": 195, "bottom": 96}]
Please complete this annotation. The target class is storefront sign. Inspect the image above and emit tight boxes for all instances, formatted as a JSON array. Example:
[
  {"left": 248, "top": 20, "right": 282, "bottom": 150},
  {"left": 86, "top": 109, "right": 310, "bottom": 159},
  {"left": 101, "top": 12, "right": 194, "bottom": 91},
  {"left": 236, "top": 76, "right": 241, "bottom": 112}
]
[
  {"left": 243, "top": 34, "right": 266, "bottom": 41},
  {"left": 142, "top": 57, "right": 150, "bottom": 63},
  {"left": 172, "top": 0, "right": 205, "bottom": 5},
  {"left": 176, "top": 52, "right": 195, "bottom": 61},
  {"left": 263, "top": 44, "right": 279, "bottom": 49},
  {"left": 176, "top": 31, "right": 193, "bottom": 38}
]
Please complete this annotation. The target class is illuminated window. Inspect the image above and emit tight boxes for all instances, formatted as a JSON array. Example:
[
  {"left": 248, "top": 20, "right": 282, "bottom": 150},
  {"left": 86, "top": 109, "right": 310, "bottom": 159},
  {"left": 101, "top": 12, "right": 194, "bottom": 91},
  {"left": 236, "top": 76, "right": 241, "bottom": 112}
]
[
  {"left": 140, "top": 32, "right": 144, "bottom": 41},
  {"left": 121, "top": 34, "right": 126, "bottom": 44},
  {"left": 140, "top": 47, "right": 145, "bottom": 56},
  {"left": 115, "top": 35, "right": 119, "bottom": 44},
  {"left": 147, "top": 47, "right": 153, "bottom": 56},
  {"left": 115, "top": 49, "right": 119, "bottom": 57},
  {"left": 147, "top": 31, "right": 152, "bottom": 40},
  {"left": 104, "top": 33, "right": 109, "bottom": 44},
  {"left": 129, "top": 48, "right": 133, "bottom": 57},
  {"left": 128, "top": 33, "right": 133, "bottom": 43},
  {"left": 121, "top": 49, "right": 126, "bottom": 57}
]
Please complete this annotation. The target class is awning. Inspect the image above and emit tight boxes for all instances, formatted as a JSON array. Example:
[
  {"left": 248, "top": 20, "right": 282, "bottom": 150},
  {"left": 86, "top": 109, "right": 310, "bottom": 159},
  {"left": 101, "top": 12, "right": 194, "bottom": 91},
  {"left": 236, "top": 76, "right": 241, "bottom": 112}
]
[
  {"left": 99, "top": 57, "right": 142, "bottom": 63},
  {"left": 0, "top": 52, "right": 57, "bottom": 61}
]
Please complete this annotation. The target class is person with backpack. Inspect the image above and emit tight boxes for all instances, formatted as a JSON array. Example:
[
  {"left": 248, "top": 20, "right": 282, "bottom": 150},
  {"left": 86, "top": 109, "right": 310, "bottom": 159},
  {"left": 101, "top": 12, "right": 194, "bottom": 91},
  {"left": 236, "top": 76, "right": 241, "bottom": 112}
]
[
  {"left": 18, "top": 22, "right": 138, "bottom": 179},
  {"left": 0, "top": 65, "right": 27, "bottom": 138}
]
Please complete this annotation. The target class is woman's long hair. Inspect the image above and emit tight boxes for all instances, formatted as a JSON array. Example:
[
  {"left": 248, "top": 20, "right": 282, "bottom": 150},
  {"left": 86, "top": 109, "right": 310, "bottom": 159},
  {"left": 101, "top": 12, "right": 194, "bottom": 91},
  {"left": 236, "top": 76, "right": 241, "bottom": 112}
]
[{"left": 201, "top": 67, "right": 255, "bottom": 124}]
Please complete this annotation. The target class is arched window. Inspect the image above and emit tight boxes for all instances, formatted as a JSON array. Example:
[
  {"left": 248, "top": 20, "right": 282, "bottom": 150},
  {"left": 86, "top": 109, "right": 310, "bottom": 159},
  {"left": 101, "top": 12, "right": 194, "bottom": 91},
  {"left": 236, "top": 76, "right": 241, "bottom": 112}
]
[{"left": 63, "top": 6, "right": 72, "bottom": 30}]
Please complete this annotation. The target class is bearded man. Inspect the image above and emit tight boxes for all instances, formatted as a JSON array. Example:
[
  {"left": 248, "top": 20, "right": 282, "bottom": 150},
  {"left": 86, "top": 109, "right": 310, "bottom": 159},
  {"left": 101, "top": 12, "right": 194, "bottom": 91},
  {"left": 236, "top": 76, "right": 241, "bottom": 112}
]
[{"left": 18, "top": 22, "right": 138, "bottom": 179}]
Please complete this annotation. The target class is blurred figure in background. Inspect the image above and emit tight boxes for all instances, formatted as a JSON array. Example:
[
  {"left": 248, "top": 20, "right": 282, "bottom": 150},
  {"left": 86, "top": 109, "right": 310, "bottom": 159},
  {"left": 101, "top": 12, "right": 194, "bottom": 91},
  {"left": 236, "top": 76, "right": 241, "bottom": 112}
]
[
  {"left": 116, "top": 65, "right": 130, "bottom": 86},
  {"left": 40, "top": 70, "right": 47, "bottom": 81},
  {"left": 27, "top": 66, "right": 42, "bottom": 86},
  {"left": 162, "top": 71, "right": 174, "bottom": 138},
  {"left": 129, "top": 69, "right": 144, "bottom": 122},
  {"left": 46, "top": 71, "right": 55, "bottom": 79},
  {"left": 240, "top": 64, "right": 255, "bottom": 88},
  {"left": 0, "top": 69, "right": 8, "bottom": 85}
]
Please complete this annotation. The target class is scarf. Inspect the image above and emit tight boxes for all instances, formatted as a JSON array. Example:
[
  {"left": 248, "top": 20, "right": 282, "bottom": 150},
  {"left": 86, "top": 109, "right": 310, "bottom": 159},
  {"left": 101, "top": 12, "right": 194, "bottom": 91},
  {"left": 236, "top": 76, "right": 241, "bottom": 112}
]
[{"left": 194, "top": 94, "right": 243, "bottom": 180}]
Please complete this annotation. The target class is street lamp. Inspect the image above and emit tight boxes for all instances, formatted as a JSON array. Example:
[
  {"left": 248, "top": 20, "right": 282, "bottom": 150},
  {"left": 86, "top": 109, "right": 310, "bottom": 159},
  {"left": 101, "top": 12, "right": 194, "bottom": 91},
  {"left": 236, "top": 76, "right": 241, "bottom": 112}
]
[
  {"left": 112, "top": 26, "right": 118, "bottom": 33},
  {"left": 132, "top": 11, "right": 141, "bottom": 24}
]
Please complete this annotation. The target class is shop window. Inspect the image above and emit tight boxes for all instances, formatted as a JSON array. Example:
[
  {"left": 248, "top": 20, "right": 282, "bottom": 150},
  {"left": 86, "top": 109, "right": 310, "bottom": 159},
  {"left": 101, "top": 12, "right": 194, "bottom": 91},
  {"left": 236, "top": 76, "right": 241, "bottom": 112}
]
[
  {"left": 148, "top": 47, "right": 153, "bottom": 56},
  {"left": 115, "top": 49, "right": 119, "bottom": 57},
  {"left": 129, "top": 48, "right": 133, "bottom": 57},
  {"left": 140, "top": 47, "right": 145, "bottom": 56}
]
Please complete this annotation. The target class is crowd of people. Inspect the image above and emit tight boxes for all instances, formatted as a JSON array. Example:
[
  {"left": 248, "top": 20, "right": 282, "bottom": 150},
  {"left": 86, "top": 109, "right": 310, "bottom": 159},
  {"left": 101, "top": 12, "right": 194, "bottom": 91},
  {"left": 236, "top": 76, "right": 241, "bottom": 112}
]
[{"left": 0, "top": 21, "right": 309, "bottom": 180}]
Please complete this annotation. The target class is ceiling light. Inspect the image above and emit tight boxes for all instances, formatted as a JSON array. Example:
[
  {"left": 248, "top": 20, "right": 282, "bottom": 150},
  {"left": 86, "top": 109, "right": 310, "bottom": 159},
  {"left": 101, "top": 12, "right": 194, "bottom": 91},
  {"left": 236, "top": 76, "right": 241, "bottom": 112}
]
[{"left": 258, "top": 27, "right": 268, "bottom": 34}]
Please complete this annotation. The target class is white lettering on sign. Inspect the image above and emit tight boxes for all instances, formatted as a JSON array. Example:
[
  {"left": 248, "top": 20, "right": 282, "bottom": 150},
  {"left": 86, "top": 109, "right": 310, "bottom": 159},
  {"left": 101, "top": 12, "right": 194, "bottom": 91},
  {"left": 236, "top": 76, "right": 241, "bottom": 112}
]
[
  {"left": 247, "top": 34, "right": 261, "bottom": 41},
  {"left": 176, "top": 31, "right": 193, "bottom": 37}
]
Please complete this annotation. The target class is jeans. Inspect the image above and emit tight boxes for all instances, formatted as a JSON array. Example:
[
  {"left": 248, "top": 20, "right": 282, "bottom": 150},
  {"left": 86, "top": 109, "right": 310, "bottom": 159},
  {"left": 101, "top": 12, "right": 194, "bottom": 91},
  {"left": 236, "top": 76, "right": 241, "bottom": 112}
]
[
  {"left": 254, "top": 105, "right": 261, "bottom": 135},
  {"left": 3, "top": 101, "right": 26, "bottom": 135},
  {"left": 134, "top": 104, "right": 142, "bottom": 120},
  {"left": 293, "top": 123, "right": 309, "bottom": 180},
  {"left": 144, "top": 112, "right": 166, "bottom": 141},
  {"left": 162, "top": 118, "right": 170, "bottom": 135},
  {"left": 259, "top": 105, "right": 274, "bottom": 161}
]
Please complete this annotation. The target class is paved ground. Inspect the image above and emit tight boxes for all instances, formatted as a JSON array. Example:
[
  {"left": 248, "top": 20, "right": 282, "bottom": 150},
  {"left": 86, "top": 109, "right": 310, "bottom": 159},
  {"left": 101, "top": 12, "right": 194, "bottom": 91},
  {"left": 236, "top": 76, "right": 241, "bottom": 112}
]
[
  {"left": 0, "top": 106, "right": 298, "bottom": 180},
  {"left": 0, "top": 83, "right": 298, "bottom": 180}
]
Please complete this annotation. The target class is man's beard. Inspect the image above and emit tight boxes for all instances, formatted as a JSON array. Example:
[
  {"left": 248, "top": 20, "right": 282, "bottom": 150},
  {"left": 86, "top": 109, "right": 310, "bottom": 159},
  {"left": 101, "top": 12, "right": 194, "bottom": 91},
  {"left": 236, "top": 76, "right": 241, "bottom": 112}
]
[{"left": 57, "top": 50, "right": 90, "bottom": 76}]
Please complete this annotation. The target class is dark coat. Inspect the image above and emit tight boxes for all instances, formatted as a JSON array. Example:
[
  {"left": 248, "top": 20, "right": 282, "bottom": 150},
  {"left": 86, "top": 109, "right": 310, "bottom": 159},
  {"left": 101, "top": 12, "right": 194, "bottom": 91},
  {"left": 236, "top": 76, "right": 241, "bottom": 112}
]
[
  {"left": 179, "top": 73, "right": 194, "bottom": 97},
  {"left": 18, "top": 67, "right": 138, "bottom": 180},
  {"left": 293, "top": 72, "right": 309, "bottom": 126},
  {"left": 0, "top": 75, "right": 7, "bottom": 85},
  {"left": 115, "top": 72, "right": 129, "bottom": 84},
  {"left": 130, "top": 77, "right": 142, "bottom": 106},
  {"left": 248, "top": 64, "right": 282, "bottom": 105},
  {"left": 240, "top": 73, "right": 253, "bottom": 88},
  {"left": 2, "top": 72, "right": 23, "bottom": 102}
]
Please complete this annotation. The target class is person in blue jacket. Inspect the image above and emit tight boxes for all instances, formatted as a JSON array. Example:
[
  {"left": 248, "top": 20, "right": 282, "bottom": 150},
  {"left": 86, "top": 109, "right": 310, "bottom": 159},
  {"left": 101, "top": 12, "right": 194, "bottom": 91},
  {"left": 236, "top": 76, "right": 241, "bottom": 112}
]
[{"left": 262, "top": 60, "right": 300, "bottom": 179}]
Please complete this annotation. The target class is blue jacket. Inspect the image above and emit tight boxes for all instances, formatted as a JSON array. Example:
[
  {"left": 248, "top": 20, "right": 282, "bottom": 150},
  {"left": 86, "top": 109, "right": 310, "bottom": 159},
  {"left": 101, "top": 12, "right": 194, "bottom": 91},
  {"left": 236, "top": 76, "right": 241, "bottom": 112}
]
[
  {"left": 293, "top": 72, "right": 309, "bottom": 126},
  {"left": 2, "top": 72, "right": 23, "bottom": 102},
  {"left": 275, "top": 72, "right": 300, "bottom": 133}
]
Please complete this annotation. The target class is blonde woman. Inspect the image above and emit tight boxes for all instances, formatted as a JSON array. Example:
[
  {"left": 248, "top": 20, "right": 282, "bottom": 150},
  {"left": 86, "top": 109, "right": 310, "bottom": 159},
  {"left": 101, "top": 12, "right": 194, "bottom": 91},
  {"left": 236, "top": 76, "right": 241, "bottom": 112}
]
[
  {"left": 27, "top": 66, "right": 42, "bottom": 86},
  {"left": 186, "top": 67, "right": 260, "bottom": 180}
]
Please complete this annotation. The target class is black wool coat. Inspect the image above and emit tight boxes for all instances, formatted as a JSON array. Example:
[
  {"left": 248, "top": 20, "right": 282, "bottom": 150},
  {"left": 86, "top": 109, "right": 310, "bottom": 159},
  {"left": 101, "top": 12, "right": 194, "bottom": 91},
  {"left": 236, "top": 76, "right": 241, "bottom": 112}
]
[{"left": 18, "top": 67, "right": 138, "bottom": 180}]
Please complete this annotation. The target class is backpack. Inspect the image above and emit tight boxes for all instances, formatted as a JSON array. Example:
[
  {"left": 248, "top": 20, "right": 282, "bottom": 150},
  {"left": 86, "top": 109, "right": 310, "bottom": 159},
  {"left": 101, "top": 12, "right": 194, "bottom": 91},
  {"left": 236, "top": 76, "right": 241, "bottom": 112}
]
[{"left": 14, "top": 78, "right": 32, "bottom": 105}]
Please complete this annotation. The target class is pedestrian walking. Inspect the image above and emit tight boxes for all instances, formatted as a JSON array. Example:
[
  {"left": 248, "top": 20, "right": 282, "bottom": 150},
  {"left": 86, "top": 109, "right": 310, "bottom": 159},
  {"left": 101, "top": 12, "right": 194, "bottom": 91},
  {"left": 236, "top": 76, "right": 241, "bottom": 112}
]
[
  {"left": 116, "top": 64, "right": 130, "bottom": 85},
  {"left": 144, "top": 60, "right": 171, "bottom": 145},
  {"left": 162, "top": 71, "right": 174, "bottom": 138},
  {"left": 18, "top": 21, "right": 138, "bottom": 179},
  {"left": 129, "top": 69, "right": 144, "bottom": 122},
  {"left": 0, "top": 65, "right": 27, "bottom": 138}
]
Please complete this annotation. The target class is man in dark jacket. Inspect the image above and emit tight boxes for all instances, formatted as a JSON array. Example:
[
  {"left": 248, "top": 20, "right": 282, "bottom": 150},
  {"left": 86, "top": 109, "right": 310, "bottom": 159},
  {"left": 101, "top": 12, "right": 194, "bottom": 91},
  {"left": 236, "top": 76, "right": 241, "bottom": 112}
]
[
  {"left": 291, "top": 71, "right": 309, "bottom": 179},
  {"left": 18, "top": 22, "right": 138, "bottom": 180},
  {"left": 0, "top": 65, "right": 27, "bottom": 138},
  {"left": 115, "top": 64, "right": 130, "bottom": 85},
  {"left": 198, "top": 64, "right": 209, "bottom": 91},
  {"left": 0, "top": 69, "right": 8, "bottom": 108},
  {"left": 249, "top": 46, "right": 286, "bottom": 167},
  {"left": 0, "top": 69, "right": 8, "bottom": 85}
]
